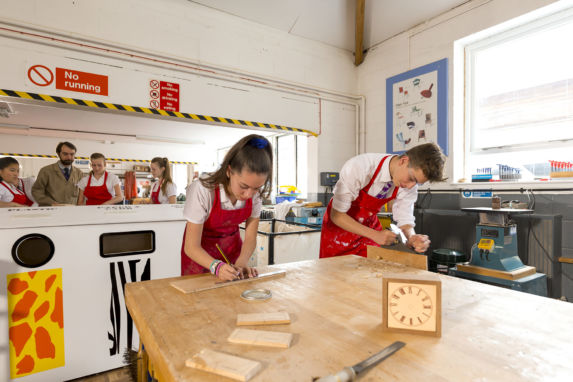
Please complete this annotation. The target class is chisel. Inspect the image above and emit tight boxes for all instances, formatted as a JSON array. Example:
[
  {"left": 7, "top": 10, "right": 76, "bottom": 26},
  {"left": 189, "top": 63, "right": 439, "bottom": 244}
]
[{"left": 314, "top": 341, "right": 405, "bottom": 381}]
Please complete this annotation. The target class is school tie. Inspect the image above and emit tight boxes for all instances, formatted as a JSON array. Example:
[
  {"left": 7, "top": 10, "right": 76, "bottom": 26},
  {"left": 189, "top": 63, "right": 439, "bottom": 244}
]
[
  {"left": 376, "top": 181, "right": 394, "bottom": 199},
  {"left": 63, "top": 167, "right": 70, "bottom": 181}
]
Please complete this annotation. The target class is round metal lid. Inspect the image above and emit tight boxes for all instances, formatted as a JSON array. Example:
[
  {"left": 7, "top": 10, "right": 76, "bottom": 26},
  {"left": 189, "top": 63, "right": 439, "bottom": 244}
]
[{"left": 241, "top": 289, "right": 272, "bottom": 302}]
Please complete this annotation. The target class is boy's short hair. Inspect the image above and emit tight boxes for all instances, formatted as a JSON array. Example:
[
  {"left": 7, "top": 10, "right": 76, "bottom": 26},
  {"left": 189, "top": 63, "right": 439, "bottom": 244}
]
[{"left": 403, "top": 143, "right": 446, "bottom": 182}]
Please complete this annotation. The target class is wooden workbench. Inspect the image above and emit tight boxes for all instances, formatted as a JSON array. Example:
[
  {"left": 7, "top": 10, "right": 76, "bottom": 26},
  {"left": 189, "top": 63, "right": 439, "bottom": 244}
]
[{"left": 125, "top": 256, "right": 572, "bottom": 381}]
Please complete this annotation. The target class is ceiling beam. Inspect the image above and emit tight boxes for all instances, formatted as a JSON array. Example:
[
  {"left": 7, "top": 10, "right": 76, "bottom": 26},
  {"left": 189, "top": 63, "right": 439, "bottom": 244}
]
[{"left": 354, "top": 0, "right": 365, "bottom": 66}]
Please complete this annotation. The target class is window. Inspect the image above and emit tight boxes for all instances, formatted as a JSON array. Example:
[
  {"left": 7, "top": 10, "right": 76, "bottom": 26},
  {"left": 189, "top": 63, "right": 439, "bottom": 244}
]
[
  {"left": 275, "top": 134, "right": 308, "bottom": 198},
  {"left": 464, "top": 8, "right": 573, "bottom": 181}
]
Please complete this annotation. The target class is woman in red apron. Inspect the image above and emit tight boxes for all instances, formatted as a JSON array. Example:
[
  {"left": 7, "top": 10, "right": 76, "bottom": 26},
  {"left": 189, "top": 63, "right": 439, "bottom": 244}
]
[
  {"left": 181, "top": 135, "right": 273, "bottom": 280},
  {"left": 320, "top": 143, "right": 446, "bottom": 258},
  {"left": 0, "top": 157, "right": 34, "bottom": 207},
  {"left": 77, "top": 153, "right": 124, "bottom": 205},
  {"left": 149, "top": 157, "right": 177, "bottom": 204}
]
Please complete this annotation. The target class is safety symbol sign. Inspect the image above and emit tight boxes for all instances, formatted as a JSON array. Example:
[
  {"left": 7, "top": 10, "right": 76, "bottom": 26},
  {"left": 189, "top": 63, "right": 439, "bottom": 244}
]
[
  {"left": 150, "top": 99, "right": 160, "bottom": 108},
  {"left": 28, "top": 65, "right": 54, "bottom": 87},
  {"left": 150, "top": 89, "right": 159, "bottom": 99}
]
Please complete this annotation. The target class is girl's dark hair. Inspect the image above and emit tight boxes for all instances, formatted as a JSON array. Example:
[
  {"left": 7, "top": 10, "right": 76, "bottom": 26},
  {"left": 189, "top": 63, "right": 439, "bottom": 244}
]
[
  {"left": 201, "top": 134, "right": 273, "bottom": 198},
  {"left": 151, "top": 157, "right": 173, "bottom": 196},
  {"left": 0, "top": 156, "right": 19, "bottom": 182}
]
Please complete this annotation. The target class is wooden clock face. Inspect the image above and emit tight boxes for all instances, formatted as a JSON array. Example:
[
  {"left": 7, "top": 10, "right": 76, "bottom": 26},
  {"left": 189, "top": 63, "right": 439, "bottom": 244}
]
[
  {"left": 389, "top": 284, "right": 433, "bottom": 327},
  {"left": 385, "top": 281, "right": 438, "bottom": 333}
]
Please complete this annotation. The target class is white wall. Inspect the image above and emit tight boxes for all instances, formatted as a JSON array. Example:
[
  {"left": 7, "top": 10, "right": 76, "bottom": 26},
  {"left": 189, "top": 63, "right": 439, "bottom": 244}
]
[
  {"left": 357, "top": 0, "right": 560, "bottom": 184},
  {"left": 1, "top": 0, "right": 360, "bottom": 197}
]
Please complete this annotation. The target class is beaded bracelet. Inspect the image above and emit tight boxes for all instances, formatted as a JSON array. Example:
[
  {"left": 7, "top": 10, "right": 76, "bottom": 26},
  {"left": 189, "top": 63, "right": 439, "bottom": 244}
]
[
  {"left": 210, "top": 260, "right": 221, "bottom": 275},
  {"left": 215, "top": 261, "right": 225, "bottom": 276}
]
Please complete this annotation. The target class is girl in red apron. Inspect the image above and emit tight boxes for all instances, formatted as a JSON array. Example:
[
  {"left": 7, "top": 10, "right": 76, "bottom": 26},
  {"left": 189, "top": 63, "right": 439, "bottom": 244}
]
[
  {"left": 181, "top": 134, "right": 273, "bottom": 280},
  {"left": 149, "top": 157, "right": 177, "bottom": 204},
  {"left": 77, "top": 153, "right": 124, "bottom": 205},
  {"left": 320, "top": 143, "right": 446, "bottom": 258},
  {"left": 0, "top": 157, "right": 35, "bottom": 207}
]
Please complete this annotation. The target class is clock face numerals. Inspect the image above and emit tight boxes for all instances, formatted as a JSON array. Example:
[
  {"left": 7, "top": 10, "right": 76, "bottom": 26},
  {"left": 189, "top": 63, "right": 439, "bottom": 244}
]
[{"left": 389, "top": 285, "right": 433, "bottom": 327}]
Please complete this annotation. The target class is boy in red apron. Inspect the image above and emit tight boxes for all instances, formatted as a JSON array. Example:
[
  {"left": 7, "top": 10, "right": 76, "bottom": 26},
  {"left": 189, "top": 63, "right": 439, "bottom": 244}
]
[
  {"left": 320, "top": 143, "right": 445, "bottom": 258},
  {"left": 0, "top": 157, "right": 35, "bottom": 207},
  {"left": 181, "top": 135, "right": 273, "bottom": 280},
  {"left": 77, "top": 153, "right": 123, "bottom": 205}
]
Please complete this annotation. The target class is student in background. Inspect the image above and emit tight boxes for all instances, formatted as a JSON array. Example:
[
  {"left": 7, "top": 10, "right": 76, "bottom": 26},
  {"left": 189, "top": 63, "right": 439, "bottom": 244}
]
[
  {"left": 320, "top": 143, "right": 446, "bottom": 258},
  {"left": 181, "top": 134, "right": 272, "bottom": 280},
  {"left": 0, "top": 157, "right": 36, "bottom": 207},
  {"left": 149, "top": 157, "right": 177, "bottom": 204},
  {"left": 77, "top": 153, "right": 123, "bottom": 205},
  {"left": 32, "top": 141, "right": 83, "bottom": 206}
]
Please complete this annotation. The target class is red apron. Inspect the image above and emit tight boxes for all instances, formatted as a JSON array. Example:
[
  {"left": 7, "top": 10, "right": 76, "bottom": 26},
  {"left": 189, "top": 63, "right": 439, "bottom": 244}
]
[
  {"left": 1, "top": 180, "right": 33, "bottom": 206},
  {"left": 319, "top": 155, "right": 399, "bottom": 258},
  {"left": 150, "top": 179, "right": 162, "bottom": 204},
  {"left": 181, "top": 185, "right": 253, "bottom": 275},
  {"left": 83, "top": 172, "right": 113, "bottom": 205}
]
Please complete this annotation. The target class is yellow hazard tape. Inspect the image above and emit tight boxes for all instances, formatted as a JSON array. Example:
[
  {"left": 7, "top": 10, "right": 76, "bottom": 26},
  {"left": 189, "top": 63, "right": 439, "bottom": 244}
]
[
  {"left": 0, "top": 89, "right": 317, "bottom": 136},
  {"left": 0, "top": 153, "right": 196, "bottom": 165}
]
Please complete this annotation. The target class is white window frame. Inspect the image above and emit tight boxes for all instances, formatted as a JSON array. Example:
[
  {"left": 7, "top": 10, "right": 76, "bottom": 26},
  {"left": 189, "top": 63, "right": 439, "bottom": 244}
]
[{"left": 457, "top": 4, "right": 573, "bottom": 184}]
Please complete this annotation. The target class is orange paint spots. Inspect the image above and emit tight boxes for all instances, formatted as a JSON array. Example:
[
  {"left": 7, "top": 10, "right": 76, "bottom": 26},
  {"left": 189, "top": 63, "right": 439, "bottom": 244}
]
[
  {"left": 8, "top": 278, "right": 28, "bottom": 295},
  {"left": 9, "top": 322, "right": 32, "bottom": 357},
  {"left": 45, "top": 274, "right": 57, "bottom": 292},
  {"left": 28, "top": 271, "right": 37, "bottom": 279},
  {"left": 50, "top": 287, "right": 64, "bottom": 328},
  {"left": 34, "top": 301, "right": 50, "bottom": 322},
  {"left": 16, "top": 354, "right": 35, "bottom": 375},
  {"left": 12, "top": 290, "right": 38, "bottom": 322},
  {"left": 35, "top": 327, "right": 56, "bottom": 359}
]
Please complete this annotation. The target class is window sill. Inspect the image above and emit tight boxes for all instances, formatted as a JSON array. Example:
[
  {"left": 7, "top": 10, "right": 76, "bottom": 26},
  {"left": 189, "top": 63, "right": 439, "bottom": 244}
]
[{"left": 419, "top": 180, "right": 573, "bottom": 192}]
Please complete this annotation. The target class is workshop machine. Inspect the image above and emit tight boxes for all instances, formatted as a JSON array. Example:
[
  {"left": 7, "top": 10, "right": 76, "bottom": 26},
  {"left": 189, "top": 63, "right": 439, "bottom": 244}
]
[{"left": 450, "top": 207, "right": 547, "bottom": 296}]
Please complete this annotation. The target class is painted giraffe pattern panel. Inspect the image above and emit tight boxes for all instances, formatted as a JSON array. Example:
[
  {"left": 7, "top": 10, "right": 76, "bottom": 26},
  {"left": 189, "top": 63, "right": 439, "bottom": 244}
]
[{"left": 7, "top": 269, "right": 65, "bottom": 378}]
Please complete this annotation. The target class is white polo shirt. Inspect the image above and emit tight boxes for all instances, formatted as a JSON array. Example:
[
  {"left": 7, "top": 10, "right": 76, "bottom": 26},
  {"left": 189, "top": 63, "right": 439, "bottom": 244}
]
[
  {"left": 183, "top": 179, "right": 262, "bottom": 224},
  {"left": 150, "top": 180, "right": 177, "bottom": 204},
  {"left": 77, "top": 172, "right": 121, "bottom": 196},
  {"left": 0, "top": 178, "right": 37, "bottom": 205},
  {"left": 332, "top": 153, "right": 418, "bottom": 228}
]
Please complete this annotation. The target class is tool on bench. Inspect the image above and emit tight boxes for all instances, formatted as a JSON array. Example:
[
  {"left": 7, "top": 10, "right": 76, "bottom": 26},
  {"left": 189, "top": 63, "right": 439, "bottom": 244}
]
[
  {"left": 314, "top": 341, "right": 405, "bottom": 381},
  {"left": 380, "top": 223, "right": 417, "bottom": 254}
]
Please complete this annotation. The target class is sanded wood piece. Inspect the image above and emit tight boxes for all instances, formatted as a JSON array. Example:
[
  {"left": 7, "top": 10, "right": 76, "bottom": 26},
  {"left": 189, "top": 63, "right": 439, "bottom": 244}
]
[
  {"left": 382, "top": 272, "right": 442, "bottom": 337},
  {"left": 228, "top": 328, "right": 293, "bottom": 348},
  {"left": 185, "top": 349, "right": 262, "bottom": 381},
  {"left": 170, "top": 269, "right": 286, "bottom": 294},
  {"left": 236, "top": 311, "right": 291, "bottom": 326},
  {"left": 559, "top": 257, "right": 573, "bottom": 264},
  {"left": 456, "top": 264, "right": 536, "bottom": 281},
  {"left": 367, "top": 246, "right": 428, "bottom": 270}
]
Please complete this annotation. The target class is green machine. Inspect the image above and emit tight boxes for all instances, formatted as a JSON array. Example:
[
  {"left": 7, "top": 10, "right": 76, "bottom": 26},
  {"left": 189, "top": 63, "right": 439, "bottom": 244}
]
[{"left": 450, "top": 207, "right": 547, "bottom": 296}]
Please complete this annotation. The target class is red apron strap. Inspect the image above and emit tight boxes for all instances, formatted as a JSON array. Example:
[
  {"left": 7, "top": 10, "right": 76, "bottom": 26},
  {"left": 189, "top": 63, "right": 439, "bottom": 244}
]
[{"left": 364, "top": 155, "right": 393, "bottom": 192}]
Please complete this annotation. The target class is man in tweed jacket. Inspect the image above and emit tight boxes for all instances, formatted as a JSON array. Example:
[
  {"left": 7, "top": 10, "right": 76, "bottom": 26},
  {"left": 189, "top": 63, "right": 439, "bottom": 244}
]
[{"left": 32, "top": 142, "right": 84, "bottom": 206}]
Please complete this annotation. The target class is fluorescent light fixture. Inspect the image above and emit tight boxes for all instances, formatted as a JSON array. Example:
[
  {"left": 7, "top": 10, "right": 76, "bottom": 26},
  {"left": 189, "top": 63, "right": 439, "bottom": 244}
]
[
  {"left": 0, "top": 123, "right": 30, "bottom": 130},
  {"left": 136, "top": 135, "right": 205, "bottom": 145}
]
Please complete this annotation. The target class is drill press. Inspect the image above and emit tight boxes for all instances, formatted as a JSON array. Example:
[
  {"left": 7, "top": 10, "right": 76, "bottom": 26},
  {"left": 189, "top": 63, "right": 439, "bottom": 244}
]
[{"left": 450, "top": 207, "right": 547, "bottom": 296}]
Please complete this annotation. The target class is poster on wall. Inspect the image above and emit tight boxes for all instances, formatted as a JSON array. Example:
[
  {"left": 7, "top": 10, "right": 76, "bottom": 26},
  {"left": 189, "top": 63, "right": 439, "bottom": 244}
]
[{"left": 386, "top": 58, "right": 448, "bottom": 155}]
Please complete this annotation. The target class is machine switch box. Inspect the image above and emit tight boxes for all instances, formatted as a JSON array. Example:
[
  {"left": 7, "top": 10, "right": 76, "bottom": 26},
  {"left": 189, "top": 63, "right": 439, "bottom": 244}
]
[{"left": 320, "top": 172, "right": 339, "bottom": 186}]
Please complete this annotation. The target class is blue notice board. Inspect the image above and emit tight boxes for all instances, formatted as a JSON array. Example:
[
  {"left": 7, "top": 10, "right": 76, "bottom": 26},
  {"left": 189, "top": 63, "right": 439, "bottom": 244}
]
[{"left": 386, "top": 58, "right": 448, "bottom": 155}]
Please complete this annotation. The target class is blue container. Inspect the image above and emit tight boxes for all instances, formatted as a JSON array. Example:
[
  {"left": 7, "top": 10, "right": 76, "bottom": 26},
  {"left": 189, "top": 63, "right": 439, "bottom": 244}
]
[{"left": 275, "top": 195, "right": 297, "bottom": 203}]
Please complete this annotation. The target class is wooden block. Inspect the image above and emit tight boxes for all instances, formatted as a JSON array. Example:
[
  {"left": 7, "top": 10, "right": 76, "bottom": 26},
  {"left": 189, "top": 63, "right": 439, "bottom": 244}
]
[
  {"left": 185, "top": 349, "right": 262, "bottom": 381},
  {"left": 228, "top": 328, "right": 293, "bottom": 348},
  {"left": 367, "top": 246, "right": 428, "bottom": 270},
  {"left": 559, "top": 257, "right": 573, "bottom": 264},
  {"left": 382, "top": 273, "right": 441, "bottom": 337},
  {"left": 170, "top": 269, "right": 286, "bottom": 294},
  {"left": 237, "top": 311, "right": 291, "bottom": 326},
  {"left": 456, "top": 264, "right": 536, "bottom": 281}
]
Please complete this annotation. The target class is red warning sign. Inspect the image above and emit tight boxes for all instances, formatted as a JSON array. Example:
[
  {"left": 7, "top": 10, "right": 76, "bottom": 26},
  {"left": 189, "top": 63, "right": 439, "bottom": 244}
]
[
  {"left": 159, "top": 81, "right": 179, "bottom": 112},
  {"left": 150, "top": 99, "right": 159, "bottom": 108},
  {"left": 55, "top": 68, "right": 108, "bottom": 96},
  {"left": 28, "top": 65, "right": 54, "bottom": 87}
]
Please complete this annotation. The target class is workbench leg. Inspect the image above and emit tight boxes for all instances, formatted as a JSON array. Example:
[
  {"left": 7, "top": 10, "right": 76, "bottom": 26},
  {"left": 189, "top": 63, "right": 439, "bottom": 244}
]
[{"left": 137, "top": 342, "right": 149, "bottom": 382}]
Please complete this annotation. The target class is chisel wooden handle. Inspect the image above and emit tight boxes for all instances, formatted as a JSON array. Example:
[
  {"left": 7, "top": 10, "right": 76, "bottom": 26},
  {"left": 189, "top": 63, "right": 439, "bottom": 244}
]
[{"left": 314, "top": 366, "right": 355, "bottom": 382}]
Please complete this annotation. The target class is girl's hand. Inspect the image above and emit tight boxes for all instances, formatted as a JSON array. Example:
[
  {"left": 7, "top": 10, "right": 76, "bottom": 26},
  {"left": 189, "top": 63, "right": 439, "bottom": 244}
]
[
  {"left": 216, "top": 263, "right": 240, "bottom": 281},
  {"left": 234, "top": 265, "right": 258, "bottom": 279}
]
